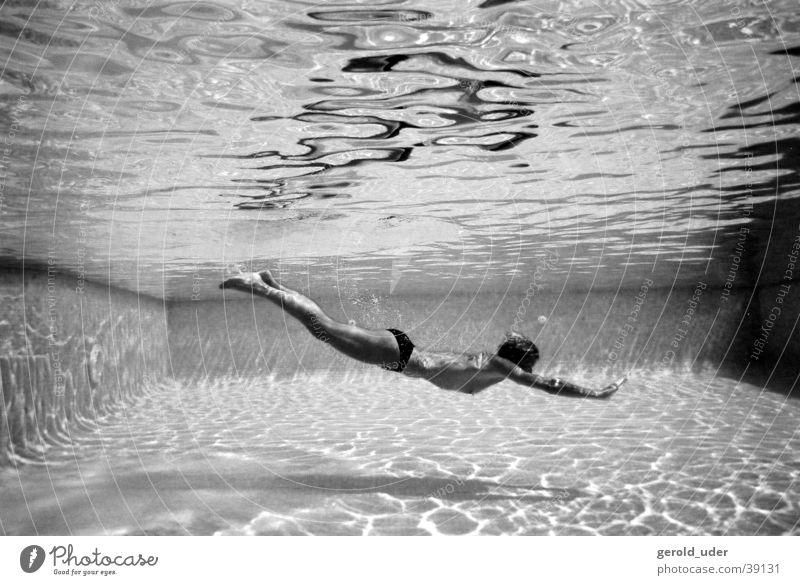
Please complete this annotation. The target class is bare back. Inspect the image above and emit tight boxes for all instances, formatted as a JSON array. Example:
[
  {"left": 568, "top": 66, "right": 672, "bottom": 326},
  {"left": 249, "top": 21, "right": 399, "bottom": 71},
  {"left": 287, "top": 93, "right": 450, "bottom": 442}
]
[{"left": 402, "top": 349, "right": 506, "bottom": 394}]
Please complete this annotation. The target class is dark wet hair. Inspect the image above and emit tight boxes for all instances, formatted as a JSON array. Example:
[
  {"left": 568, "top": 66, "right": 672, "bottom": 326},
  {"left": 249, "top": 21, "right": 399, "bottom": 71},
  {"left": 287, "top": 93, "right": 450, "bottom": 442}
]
[{"left": 496, "top": 333, "right": 539, "bottom": 372}]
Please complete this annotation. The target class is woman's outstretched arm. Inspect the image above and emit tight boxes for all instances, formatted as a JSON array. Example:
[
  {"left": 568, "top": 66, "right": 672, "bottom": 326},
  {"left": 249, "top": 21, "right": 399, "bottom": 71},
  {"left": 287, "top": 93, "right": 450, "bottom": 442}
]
[{"left": 490, "top": 356, "right": 626, "bottom": 398}]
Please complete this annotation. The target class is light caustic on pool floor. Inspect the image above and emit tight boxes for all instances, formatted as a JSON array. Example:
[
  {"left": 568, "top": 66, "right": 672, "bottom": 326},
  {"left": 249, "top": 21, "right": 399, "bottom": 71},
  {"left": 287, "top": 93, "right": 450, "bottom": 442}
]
[{"left": 0, "top": 371, "right": 797, "bottom": 535}]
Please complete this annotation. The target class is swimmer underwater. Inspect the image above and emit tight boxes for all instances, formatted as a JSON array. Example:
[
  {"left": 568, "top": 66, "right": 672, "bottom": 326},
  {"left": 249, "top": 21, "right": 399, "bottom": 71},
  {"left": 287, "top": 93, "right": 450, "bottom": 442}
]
[{"left": 220, "top": 270, "right": 627, "bottom": 398}]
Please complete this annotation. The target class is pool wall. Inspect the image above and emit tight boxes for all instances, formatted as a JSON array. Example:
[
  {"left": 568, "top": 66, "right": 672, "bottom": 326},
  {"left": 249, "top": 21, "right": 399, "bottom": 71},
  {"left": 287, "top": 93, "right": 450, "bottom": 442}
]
[
  {"left": 755, "top": 283, "right": 799, "bottom": 374},
  {"left": 747, "top": 203, "right": 800, "bottom": 379},
  {"left": 0, "top": 269, "right": 168, "bottom": 465}
]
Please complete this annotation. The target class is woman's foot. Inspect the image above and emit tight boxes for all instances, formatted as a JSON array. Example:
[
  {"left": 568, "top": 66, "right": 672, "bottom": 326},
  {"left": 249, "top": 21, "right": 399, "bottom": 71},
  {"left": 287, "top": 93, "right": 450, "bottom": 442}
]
[
  {"left": 257, "top": 269, "right": 282, "bottom": 289},
  {"left": 219, "top": 271, "right": 267, "bottom": 291}
]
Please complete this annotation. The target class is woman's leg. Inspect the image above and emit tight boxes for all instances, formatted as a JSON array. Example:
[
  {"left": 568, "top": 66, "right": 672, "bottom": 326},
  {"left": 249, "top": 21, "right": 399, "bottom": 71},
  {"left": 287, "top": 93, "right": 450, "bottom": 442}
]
[{"left": 220, "top": 270, "right": 401, "bottom": 366}]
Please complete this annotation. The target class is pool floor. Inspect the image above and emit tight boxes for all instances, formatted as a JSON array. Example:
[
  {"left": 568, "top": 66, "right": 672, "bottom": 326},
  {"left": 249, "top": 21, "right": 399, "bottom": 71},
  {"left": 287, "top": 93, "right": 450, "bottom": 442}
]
[{"left": 0, "top": 370, "right": 797, "bottom": 535}]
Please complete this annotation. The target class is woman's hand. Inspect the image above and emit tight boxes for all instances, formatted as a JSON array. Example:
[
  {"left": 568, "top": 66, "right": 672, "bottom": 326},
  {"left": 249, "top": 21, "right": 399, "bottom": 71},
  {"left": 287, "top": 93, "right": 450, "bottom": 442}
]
[
  {"left": 586, "top": 375, "right": 627, "bottom": 398},
  {"left": 538, "top": 374, "right": 627, "bottom": 399}
]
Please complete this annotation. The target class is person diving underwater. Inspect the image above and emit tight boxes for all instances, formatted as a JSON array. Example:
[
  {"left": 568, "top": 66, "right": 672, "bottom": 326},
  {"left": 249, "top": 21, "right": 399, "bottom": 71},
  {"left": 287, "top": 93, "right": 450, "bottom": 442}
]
[{"left": 220, "top": 270, "right": 627, "bottom": 398}]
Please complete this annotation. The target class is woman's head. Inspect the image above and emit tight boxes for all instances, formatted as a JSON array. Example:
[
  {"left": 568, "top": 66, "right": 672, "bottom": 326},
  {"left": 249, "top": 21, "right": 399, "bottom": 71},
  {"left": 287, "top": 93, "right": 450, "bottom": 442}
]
[{"left": 496, "top": 332, "right": 539, "bottom": 372}]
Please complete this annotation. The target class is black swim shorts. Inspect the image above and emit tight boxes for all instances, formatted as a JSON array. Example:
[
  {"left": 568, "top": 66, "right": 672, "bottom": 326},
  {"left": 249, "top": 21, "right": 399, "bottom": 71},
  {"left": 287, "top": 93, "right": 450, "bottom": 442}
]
[{"left": 382, "top": 328, "right": 415, "bottom": 372}]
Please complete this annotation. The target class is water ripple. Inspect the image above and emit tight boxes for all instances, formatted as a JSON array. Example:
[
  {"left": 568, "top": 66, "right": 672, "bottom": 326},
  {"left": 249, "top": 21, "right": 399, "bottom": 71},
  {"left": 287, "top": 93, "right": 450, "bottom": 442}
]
[{"left": 1, "top": 0, "right": 799, "bottom": 297}]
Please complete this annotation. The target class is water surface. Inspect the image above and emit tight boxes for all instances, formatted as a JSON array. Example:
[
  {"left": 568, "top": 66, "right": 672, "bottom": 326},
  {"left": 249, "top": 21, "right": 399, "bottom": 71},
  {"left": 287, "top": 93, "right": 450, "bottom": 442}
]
[{"left": 2, "top": 0, "right": 799, "bottom": 297}]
